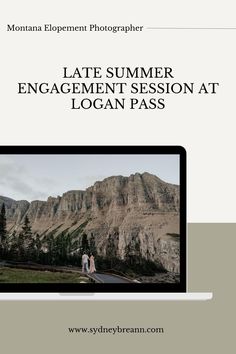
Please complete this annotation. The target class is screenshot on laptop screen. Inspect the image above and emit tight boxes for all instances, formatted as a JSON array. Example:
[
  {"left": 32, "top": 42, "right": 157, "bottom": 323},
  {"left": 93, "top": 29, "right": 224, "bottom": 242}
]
[{"left": 0, "top": 146, "right": 186, "bottom": 293}]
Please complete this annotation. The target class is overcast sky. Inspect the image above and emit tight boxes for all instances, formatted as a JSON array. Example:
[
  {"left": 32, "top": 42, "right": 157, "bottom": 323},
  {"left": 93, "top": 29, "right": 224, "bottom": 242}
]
[{"left": 0, "top": 154, "right": 179, "bottom": 201}]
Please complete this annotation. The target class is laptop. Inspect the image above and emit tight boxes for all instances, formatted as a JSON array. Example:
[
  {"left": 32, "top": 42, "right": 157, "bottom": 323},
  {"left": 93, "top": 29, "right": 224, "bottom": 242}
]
[{"left": 0, "top": 146, "right": 212, "bottom": 300}]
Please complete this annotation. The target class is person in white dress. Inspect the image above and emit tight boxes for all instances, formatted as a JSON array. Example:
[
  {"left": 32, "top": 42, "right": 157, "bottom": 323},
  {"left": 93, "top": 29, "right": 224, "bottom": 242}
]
[{"left": 89, "top": 254, "right": 96, "bottom": 273}]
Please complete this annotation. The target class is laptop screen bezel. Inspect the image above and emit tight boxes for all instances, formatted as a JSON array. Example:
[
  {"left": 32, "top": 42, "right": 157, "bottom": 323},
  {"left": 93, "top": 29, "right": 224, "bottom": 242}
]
[{"left": 0, "top": 145, "right": 186, "bottom": 293}]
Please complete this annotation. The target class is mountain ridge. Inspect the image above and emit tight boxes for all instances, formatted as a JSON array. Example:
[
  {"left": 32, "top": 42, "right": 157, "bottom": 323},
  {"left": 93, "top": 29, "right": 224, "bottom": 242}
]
[
  {"left": 0, "top": 171, "right": 179, "bottom": 204},
  {"left": 0, "top": 172, "right": 180, "bottom": 273}
]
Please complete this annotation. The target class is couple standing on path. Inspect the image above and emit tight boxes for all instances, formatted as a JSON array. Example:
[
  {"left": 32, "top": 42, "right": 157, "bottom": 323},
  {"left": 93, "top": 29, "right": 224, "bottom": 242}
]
[{"left": 82, "top": 252, "right": 96, "bottom": 273}]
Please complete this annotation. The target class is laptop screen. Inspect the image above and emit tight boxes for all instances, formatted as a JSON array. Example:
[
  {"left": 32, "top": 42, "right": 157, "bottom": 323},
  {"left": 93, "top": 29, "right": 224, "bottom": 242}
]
[{"left": 0, "top": 146, "right": 186, "bottom": 293}]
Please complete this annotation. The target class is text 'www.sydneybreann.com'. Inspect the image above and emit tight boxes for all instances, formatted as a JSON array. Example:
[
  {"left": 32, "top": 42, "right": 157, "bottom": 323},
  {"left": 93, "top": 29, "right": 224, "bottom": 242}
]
[{"left": 68, "top": 326, "right": 164, "bottom": 335}]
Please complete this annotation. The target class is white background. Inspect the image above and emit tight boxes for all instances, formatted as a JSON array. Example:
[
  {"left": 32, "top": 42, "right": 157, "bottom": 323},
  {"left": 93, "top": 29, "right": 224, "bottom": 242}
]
[{"left": 1, "top": 0, "right": 236, "bottom": 222}]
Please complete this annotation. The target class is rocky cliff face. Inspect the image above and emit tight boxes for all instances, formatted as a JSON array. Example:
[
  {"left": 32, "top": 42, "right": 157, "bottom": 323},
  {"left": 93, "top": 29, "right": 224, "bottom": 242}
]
[
  {"left": 0, "top": 172, "right": 180, "bottom": 273},
  {"left": 0, "top": 196, "right": 30, "bottom": 230}
]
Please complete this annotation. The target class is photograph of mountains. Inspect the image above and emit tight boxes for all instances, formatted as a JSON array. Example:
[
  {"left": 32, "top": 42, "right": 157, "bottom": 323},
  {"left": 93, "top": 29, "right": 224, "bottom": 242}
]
[{"left": 0, "top": 154, "right": 180, "bottom": 284}]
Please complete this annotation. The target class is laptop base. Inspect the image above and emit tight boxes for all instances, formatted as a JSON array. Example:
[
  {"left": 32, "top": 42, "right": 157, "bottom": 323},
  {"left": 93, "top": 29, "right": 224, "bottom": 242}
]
[{"left": 0, "top": 292, "right": 213, "bottom": 301}]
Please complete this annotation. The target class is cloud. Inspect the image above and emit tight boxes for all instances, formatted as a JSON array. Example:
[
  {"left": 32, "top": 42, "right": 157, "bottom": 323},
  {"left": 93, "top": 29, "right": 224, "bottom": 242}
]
[
  {"left": 0, "top": 159, "right": 55, "bottom": 201},
  {"left": 77, "top": 174, "right": 107, "bottom": 189}
]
